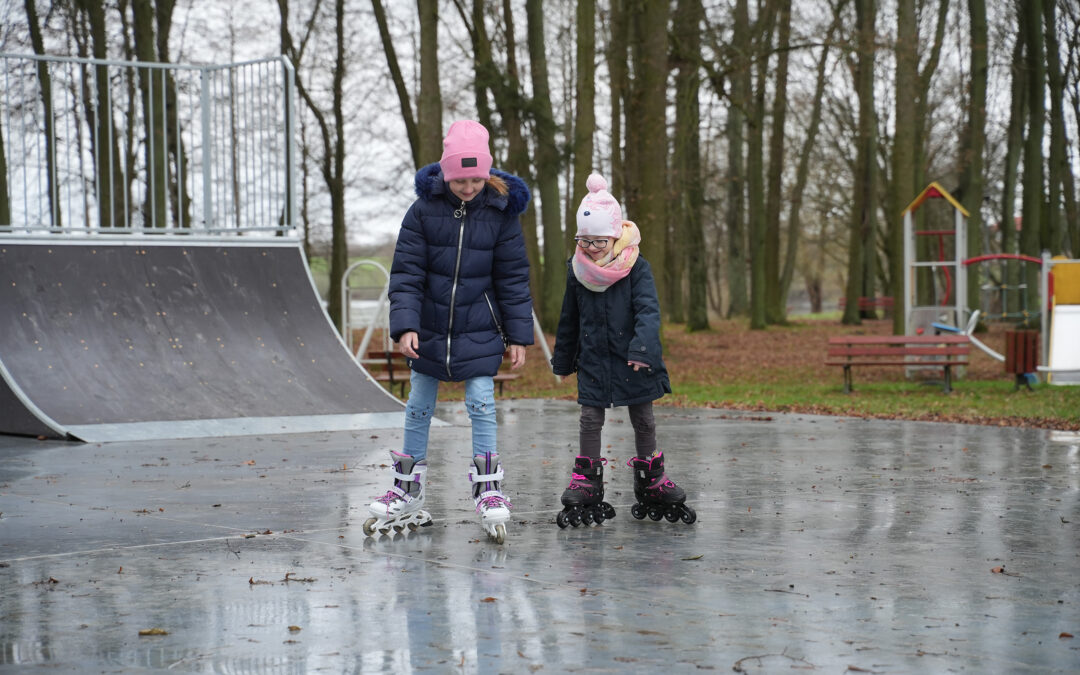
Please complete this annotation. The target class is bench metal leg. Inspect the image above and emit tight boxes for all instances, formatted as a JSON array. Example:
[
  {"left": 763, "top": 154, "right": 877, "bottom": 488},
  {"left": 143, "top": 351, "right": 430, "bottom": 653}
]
[
  {"left": 942, "top": 366, "right": 952, "bottom": 394},
  {"left": 843, "top": 366, "right": 852, "bottom": 394}
]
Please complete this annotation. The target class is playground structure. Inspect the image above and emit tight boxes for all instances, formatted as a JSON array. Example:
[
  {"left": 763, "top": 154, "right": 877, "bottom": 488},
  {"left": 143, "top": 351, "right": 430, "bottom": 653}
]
[
  {"left": 903, "top": 182, "right": 1080, "bottom": 384},
  {"left": 0, "top": 53, "right": 406, "bottom": 439}
]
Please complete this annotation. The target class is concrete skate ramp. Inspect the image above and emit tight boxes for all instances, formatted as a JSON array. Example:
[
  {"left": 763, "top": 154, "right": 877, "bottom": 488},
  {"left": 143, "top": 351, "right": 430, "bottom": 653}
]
[{"left": 0, "top": 238, "right": 403, "bottom": 442}]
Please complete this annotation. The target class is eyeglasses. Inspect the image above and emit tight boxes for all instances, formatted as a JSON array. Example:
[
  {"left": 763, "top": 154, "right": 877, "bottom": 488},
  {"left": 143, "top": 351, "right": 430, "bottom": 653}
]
[{"left": 575, "top": 238, "right": 609, "bottom": 250}]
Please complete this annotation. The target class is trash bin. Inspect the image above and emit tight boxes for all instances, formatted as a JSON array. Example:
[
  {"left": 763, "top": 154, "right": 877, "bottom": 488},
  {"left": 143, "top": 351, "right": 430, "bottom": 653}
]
[{"left": 1004, "top": 330, "right": 1039, "bottom": 391}]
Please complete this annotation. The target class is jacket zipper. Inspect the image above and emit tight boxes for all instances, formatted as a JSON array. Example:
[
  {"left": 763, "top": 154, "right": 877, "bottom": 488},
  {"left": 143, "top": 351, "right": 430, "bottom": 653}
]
[
  {"left": 483, "top": 291, "right": 506, "bottom": 347},
  {"left": 446, "top": 200, "right": 467, "bottom": 378}
]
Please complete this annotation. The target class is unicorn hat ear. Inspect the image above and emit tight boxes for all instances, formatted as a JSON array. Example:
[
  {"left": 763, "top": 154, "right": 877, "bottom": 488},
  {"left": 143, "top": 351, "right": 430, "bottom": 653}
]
[{"left": 575, "top": 174, "right": 623, "bottom": 238}]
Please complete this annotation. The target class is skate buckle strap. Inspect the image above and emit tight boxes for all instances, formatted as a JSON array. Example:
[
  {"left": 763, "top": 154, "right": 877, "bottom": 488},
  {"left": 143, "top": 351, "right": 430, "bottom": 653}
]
[
  {"left": 468, "top": 466, "right": 504, "bottom": 483},
  {"left": 392, "top": 466, "right": 425, "bottom": 483}
]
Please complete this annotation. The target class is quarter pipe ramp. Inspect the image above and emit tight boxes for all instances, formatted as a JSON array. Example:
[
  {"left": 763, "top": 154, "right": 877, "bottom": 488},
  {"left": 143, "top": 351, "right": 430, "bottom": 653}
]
[{"left": 0, "top": 238, "right": 403, "bottom": 442}]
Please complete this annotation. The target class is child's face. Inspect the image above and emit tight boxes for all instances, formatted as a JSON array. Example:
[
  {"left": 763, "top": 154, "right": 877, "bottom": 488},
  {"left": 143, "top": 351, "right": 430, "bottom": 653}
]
[
  {"left": 576, "top": 236, "right": 615, "bottom": 261},
  {"left": 448, "top": 178, "right": 486, "bottom": 203}
]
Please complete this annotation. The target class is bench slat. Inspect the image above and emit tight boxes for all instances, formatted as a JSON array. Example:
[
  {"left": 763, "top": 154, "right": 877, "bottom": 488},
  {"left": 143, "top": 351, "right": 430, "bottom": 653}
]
[
  {"left": 825, "top": 360, "right": 967, "bottom": 367},
  {"left": 828, "top": 346, "right": 969, "bottom": 357}
]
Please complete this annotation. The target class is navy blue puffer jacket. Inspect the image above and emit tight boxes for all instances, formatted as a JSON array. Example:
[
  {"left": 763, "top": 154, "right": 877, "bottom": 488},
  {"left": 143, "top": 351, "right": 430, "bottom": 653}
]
[
  {"left": 389, "top": 163, "right": 533, "bottom": 381},
  {"left": 550, "top": 256, "right": 671, "bottom": 407}
]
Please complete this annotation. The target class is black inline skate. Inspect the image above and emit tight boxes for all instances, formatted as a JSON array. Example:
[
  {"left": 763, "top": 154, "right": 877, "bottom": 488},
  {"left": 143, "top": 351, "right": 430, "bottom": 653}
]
[
  {"left": 556, "top": 456, "right": 616, "bottom": 528},
  {"left": 626, "top": 452, "right": 696, "bottom": 524}
]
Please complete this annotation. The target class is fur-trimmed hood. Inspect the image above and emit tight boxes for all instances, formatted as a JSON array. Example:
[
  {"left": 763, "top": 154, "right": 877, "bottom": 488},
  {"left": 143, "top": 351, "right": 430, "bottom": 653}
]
[{"left": 413, "top": 162, "right": 531, "bottom": 216}]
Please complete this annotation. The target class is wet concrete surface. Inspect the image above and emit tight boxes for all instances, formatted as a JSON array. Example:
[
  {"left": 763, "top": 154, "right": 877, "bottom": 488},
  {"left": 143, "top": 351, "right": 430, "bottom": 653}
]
[{"left": 0, "top": 399, "right": 1077, "bottom": 673}]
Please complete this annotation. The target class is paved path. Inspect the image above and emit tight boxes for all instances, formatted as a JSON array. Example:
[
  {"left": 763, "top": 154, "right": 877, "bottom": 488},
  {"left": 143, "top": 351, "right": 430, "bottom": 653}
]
[{"left": 1, "top": 400, "right": 1077, "bottom": 672}]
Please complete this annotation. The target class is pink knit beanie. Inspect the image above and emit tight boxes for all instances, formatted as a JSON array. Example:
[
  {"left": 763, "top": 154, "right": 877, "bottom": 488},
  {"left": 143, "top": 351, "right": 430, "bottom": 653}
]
[
  {"left": 575, "top": 173, "right": 623, "bottom": 238},
  {"left": 439, "top": 120, "right": 493, "bottom": 181}
]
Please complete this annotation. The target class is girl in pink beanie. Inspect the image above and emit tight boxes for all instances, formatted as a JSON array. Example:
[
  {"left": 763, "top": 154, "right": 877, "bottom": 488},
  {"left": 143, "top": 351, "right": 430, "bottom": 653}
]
[
  {"left": 550, "top": 173, "right": 696, "bottom": 529},
  {"left": 364, "top": 120, "right": 533, "bottom": 545}
]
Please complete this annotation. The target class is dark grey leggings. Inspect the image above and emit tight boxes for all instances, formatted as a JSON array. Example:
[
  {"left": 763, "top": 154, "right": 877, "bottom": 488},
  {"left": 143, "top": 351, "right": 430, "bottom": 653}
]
[{"left": 579, "top": 403, "right": 656, "bottom": 459}]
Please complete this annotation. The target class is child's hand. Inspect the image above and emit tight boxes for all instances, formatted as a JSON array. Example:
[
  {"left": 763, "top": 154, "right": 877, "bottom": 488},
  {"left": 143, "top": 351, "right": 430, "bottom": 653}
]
[
  {"left": 399, "top": 332, "right": 419, "bottom": 359},
  {"left": 628, "top": 360, "right": 648, "bottom": 372},
  {"left": 508, "top": 344, "right": 526, "bottom": 370}
]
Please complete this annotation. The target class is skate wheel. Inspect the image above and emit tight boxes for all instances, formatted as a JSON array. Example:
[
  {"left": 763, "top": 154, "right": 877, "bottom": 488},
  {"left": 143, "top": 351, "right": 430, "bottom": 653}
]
[
  {"left": 664, "top": 507, "right": 680, "bottom": 523},
  {"left": 568, "top": 509, "right": 582, "bottom": 527},
  {"left": 680, "top": 505, "right": 697, "bottom": 525},
  {"left": 495, "top": 523, "right": 506, "bottom": 544},
  {"left": 647, "top": 506, "right": 663, "bottom": 521},
  {"left": 362, "top": 518, "right": 377, "bottom": 536},
  {"left": 603, "top": 503, "right": 616, "bottom": 520},
  {"left": 407, "top": 522, "right": 418, "bottom": 532},
  {"left": 556, "top": 511, "right": 569, "bottom": 529},
  {"left": 630, "top": 504, "right": 646, "bottom": 520},
  {"left": 581, "top": 508, "right": 594, "bottom": 526},
  {"left": 592, "top": 508, "right": 605, "bottom": 525},
  {"left": 393, "top": 524, "right": 405, "bottom": 533}
]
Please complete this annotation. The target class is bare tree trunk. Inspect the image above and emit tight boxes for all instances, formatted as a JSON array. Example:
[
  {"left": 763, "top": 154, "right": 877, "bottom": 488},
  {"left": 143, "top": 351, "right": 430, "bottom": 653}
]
[
  {"left": 372, "top": 0, "right": 421, "bottom": 168},
  {"left": 525, "top": 0, "right": 563, "bottom": 331},
  {"left": 278, "top": 0, "right": 350, "bottom": 329},
  {"left": 892, "top": 0, "right": 917, "bottom": 333},
  {"left": 844, "top": 0, "right": 877, "bottom": 326},
  {"left": 960, "top": 0, "right": 987, "bottom": 323},
  {"left": 1019, "top": 0, "right": 1044, "bottom": 318},
  {"left": 567, "top": 0, "right": 595, "bottom": 255},
  {"left": 24, "top": 0, "right": 62, "bottom": 229},
  {"left": 627, "top": 0, "right": 669, "bottom": 313},
  {"left": 607, "top": 0, "right": 628, "bottom": 197},
  {"left": 131, "top": 0, "right": 167, "bottom": 229},
  {"left": 1043, "top": 0, "right": 1071, "bottom": 255},
  {"left": 673, "top": 0, "right": 708, "bottom": 331},
  {"left": 153, "top": 0, "right": 191, "bottom": 228},
  {"left": 746, "top": 1, "right": 777, "bottom": 330},
  {"left": 725, "top": 0, "right": 750, "bottom": 318},
  {"left": 1001, "top": 31, "right": 1025, "bottom": 268},
  {"left": 764, "top": 0, "right": 791, "bottom": 325},
  {"left": 780, "top": 6, "right": 841, "bottom": 319},
  {"left": 417, "top": 0, "right": 442, "bottom": 163},
  {"left": 73, "top": 0, "right": 127, "bottom": 228}
]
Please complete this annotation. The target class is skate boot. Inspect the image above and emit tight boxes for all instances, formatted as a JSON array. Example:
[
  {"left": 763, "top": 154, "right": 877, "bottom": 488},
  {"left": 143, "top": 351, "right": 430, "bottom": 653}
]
[
  {"left": 626, "top": 451, "right": 696, "bottom": 524},
  {"left": 556, "top": 456, "right": 616, "bottom": 528},
  {"left": 363, "top": 451, "right": 433, "bottom": 536},
  {"left": 469, "top": 453, "right": 511, "bottom": 544}
]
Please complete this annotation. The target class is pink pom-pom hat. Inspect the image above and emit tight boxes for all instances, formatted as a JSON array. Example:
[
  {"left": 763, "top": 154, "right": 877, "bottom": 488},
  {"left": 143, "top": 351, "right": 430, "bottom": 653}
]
[{"left": 575, "top": 173, "right": 623, "bottom": 238}]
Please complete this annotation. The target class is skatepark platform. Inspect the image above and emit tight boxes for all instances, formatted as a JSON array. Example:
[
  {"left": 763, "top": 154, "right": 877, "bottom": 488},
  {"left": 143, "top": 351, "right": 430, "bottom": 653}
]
[
  {"left": 0, "top": 238, "right": 402, "bottom": 442},
  {"left": 1, "top": 399, "right": 1077, "bottom": 673}
]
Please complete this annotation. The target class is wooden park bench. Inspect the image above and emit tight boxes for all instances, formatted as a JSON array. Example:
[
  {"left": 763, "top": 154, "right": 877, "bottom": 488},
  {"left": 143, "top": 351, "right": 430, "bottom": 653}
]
[
  {"left": 363, "top": 349, "right": 520, "bottom": 398},
  {"left": 825, "top": 334, "right": 970, "bottom": 393}
]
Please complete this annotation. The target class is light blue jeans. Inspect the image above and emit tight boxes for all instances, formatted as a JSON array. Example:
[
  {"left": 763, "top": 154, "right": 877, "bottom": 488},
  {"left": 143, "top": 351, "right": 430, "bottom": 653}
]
[{"left": 403, "top": 370, "right": 496, "bottom": 461}]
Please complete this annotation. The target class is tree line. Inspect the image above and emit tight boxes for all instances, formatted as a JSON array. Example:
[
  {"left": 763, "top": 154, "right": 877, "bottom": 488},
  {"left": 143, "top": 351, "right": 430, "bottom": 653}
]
[{"left": 3, "top": 0, "right": 1078, "bottom": 335}]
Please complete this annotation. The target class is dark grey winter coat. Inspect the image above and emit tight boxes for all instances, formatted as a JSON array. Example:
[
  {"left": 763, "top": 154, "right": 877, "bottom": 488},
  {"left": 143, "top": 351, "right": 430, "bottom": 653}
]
[
  {"left": 389, "top": 163, "right": 533, "bottom": 382},
  {"left": 550, "top": 256, "right": 671, "bottom": 407}
]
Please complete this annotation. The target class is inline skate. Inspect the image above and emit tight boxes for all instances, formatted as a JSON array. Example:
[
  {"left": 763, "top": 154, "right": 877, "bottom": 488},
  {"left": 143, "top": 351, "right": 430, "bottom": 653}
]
[
  {"left": 363, "top": 451, "right": 433, "bottom": 536},
  {"left": 556, "top": 456, "right": 616, "bottom": 528},
  {"left": 469, "top": 453, "right": 512, "bottom": 544},
  {"left": 626, "top": 451, "right": 696, "bottom": 524}
]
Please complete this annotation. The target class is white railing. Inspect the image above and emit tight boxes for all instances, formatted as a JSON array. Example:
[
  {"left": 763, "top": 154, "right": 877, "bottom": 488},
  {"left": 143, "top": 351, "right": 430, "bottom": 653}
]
[{"left": 0, "top": 53, "right": 296, "bottom": 235}]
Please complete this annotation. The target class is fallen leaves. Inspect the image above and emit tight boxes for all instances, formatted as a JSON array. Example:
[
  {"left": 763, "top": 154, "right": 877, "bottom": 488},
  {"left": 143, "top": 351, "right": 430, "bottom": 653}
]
[
  {"left": 138, "top": 628, "right": 168, "bottom": 636},
  {"left": 283, "top": 572, "right": 316, "bottom": 583}
]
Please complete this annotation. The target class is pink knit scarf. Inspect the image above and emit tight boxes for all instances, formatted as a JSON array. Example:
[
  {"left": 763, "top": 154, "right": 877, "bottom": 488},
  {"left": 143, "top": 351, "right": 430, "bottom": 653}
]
[{"left": 572, "top": 221, "right": 641, "bottom": 292}]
